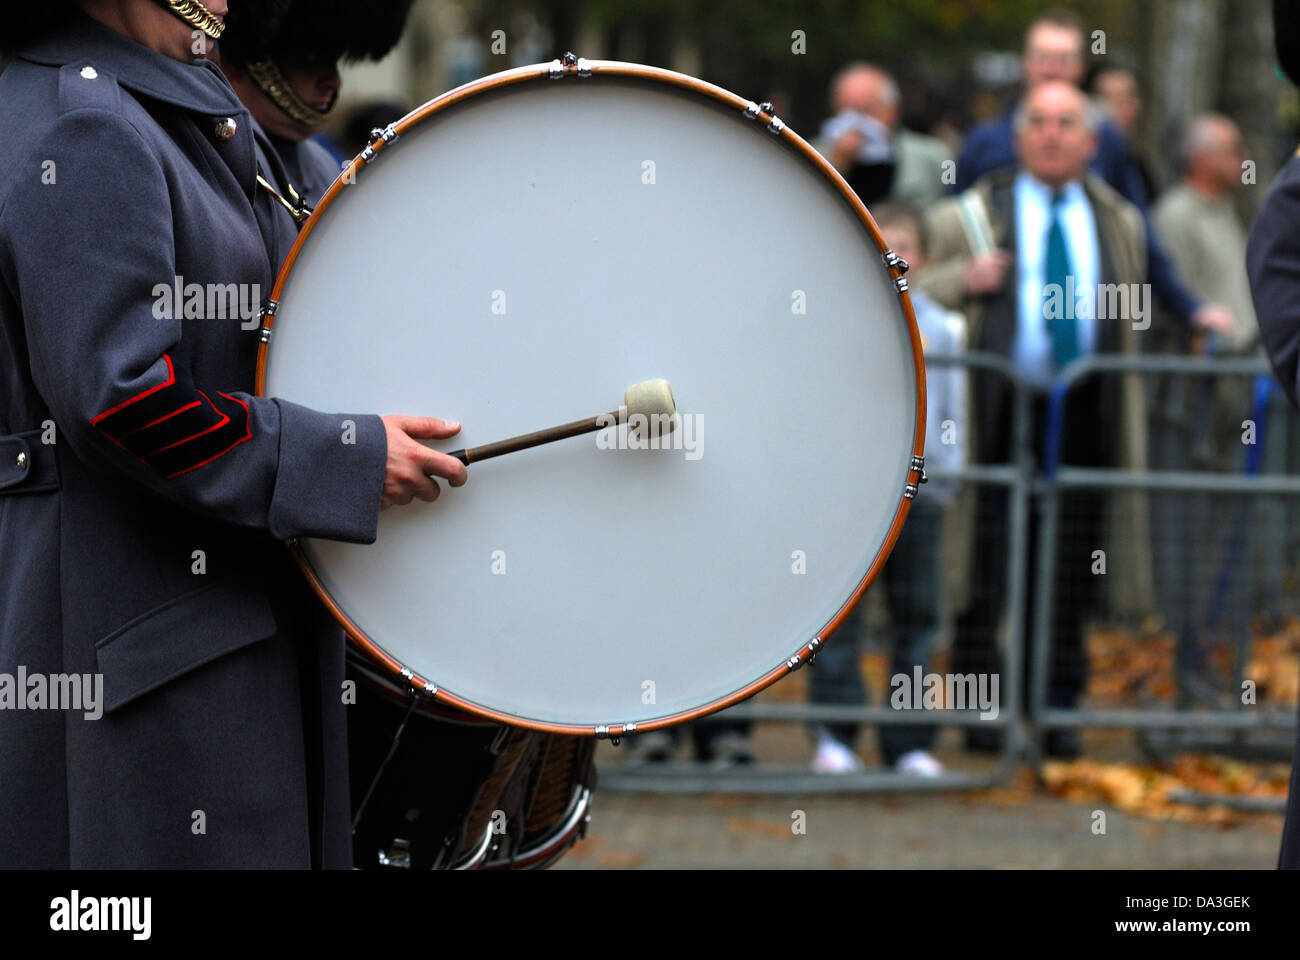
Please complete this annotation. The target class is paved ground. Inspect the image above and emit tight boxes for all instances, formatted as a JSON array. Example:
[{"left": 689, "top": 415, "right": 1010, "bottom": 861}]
[
  {"left": 557, "top": 790, "right": 1282, "bottom": 869},
  {"left": 555, "top": 720, "right": 1287, "bottom": 869}
]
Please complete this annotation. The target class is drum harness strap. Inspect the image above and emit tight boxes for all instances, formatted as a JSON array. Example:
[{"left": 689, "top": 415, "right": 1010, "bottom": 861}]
[
  {"left": 351, "top": 693, "right": 422, "bottom": 832},
  {"left": 256, "top": 173, "right": 314, "bottom": 225}
]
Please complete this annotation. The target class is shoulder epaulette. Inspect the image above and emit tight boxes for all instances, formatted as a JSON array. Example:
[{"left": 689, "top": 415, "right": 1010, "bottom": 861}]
[{"left": 57, "top": 61, "right": 122, "bottom": 116}]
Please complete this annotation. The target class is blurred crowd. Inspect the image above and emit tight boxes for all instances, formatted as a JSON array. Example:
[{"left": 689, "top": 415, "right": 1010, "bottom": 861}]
[{"left": 623, "top": 7, "right": 1273, "bottom": 776}]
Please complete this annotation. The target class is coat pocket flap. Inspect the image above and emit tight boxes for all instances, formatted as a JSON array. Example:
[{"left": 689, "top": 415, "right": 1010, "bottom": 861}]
[{"left": 95, "top": 581, "right": 278, "bottom": 714}]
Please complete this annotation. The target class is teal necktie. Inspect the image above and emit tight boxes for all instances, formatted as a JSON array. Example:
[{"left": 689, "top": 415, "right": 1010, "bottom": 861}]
[{"left": 1043, "top": 189, "right": 1078, "bottom": 369}]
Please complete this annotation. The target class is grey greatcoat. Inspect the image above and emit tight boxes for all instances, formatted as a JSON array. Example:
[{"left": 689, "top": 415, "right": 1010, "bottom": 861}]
[
  {"left": 0, "top": 14, "right": 387, "bottom": 867},
  {"left": 1246, "top": 151, "right": 1300, "bottom": 869}
]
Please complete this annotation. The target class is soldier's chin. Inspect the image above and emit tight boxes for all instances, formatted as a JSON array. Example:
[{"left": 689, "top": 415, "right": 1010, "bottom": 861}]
[{"left": 294, "top": 97, "right": 337, "bottom": 138}]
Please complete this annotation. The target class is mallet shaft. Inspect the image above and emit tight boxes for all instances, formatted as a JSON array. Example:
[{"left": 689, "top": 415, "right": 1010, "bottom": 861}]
[{"left": 448, "top": 408, "right": 624, "bottom": 465}]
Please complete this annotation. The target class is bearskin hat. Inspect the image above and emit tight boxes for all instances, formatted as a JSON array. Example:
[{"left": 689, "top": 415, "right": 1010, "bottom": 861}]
[
  {"left": 220, "top": 0, "right": 416, "bottom": 68},
  {"left": 1, "top": 3, "right": 77, "bottom": 56},
  {"left": 1275, "top": 1, "right": 1300, "bottom": 87}
]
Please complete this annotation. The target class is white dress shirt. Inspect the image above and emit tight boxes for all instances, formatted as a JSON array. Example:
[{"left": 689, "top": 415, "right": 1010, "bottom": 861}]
[{"left": 1013, "top": 172, "right": 1100, "bottom": 388}]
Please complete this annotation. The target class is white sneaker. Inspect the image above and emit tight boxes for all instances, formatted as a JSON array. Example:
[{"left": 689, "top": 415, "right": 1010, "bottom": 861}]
[
  {"left": 812, "top": 734, "right": 863, "bottom": 774},
  {"left": 895, "top": 749, "right": 944, "bottom": 777}
]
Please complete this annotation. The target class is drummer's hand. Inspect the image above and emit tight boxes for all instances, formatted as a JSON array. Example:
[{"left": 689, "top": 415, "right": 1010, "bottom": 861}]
[{"left": 380, "top": 415, "right": 467, "bottom": 509}]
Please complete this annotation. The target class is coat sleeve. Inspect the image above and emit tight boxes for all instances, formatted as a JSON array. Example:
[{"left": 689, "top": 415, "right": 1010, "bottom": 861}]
[
  {"left": 0, "top": 107, "right": 386, "bottom": 543},
  {"left": 1248, "top": 156, "right": 1300, "bottom": 413},
  {"left": 918, "top": 199, "right": 973, "bottom": 311},
  {"left": 1098, "top": 125, "right": 1200, "bottom": 322},
  {"left": 1142, "top": 210, "right": 1199, "bottom": 323}
]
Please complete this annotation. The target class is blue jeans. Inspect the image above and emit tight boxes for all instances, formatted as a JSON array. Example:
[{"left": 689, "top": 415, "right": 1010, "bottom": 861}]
[{"left": 808, "top": 497, "right": 943, "bottom": 765}]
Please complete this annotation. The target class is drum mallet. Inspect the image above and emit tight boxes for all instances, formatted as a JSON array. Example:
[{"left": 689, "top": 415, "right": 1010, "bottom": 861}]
[{"left": 447, "top": 379, "right": 678, "bottom": 466}]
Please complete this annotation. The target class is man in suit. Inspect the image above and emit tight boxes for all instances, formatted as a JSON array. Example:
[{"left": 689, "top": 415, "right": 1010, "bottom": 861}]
[
  {"left": 922, "top": 80, "right": 1151, "bottom": 757},
  {"left": 0, "top": 0, "right": 465, "bottom": 867},
  {"left": 954, "top": 7, "right": 1233, "bottom": 342}
]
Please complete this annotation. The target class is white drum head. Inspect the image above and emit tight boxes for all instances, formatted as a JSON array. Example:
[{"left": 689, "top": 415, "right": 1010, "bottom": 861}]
[{"left": 260, "top": 61, "right": 924, "bottom": 732}]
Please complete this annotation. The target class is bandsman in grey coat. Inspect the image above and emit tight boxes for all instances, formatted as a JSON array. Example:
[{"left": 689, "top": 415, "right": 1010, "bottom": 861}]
[{"left": 0, "top": 0, "right": 465, "bottom": 867}]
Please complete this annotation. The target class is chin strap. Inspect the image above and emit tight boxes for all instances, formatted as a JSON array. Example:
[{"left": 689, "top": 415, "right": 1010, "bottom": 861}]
[
  {"left": 246, "top": 57, "right": 334, "bottom": 128},
  {"left": 157, "top": 0, "right": 226, "bottom": 39}
]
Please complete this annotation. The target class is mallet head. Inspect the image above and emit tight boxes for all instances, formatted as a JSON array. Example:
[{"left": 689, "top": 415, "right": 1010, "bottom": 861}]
[{"left": 622, "top": 378, "right": 679, "bottom": 438}]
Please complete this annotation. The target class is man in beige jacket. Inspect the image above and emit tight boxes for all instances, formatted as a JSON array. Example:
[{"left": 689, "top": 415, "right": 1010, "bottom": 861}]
[{"left": 920, "top": 81, "right": 1152, "bottom": 757}]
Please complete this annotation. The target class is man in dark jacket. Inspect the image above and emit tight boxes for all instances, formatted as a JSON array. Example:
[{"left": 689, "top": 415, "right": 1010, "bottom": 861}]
[{"left": 0, "top": 0, "right": 465, "bottom": 867}]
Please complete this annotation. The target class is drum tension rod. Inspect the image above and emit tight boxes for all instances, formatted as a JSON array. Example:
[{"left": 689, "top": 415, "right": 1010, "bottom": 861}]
[
  {"left": 351, "top": 669, "right": 436, "bottom": 833},
  {"left": 884, "top": 251, "right": 912, "bottom": 294},
  {"left": 257, "top": 298, "right": 278, "bottom": 344},
  {"left": 549, "top": 51, "right": 592, "bottom": 79},
  {"left": 360, "top": 123, "right": 400, "bottom": 165},
  {"left": 595, "top": 722, "right": 637, "bottom": 746},
  {"left": 883, "top": 249, "right": 911, "bottom": 274},
  {"left": 904, "top": 454, "right": 927, "bottom": 500},
  {"left": 742, "top": 99, "right": 786, "bottom": 136}
]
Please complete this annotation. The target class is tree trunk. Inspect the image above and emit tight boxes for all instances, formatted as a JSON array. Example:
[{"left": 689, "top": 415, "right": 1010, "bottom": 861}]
[
  {"left": 1142, "top": 0, "right": 1226, "bottom": 191},
  {"left": 1219, "top": 0, "right": 1284, "bottom": 219}
]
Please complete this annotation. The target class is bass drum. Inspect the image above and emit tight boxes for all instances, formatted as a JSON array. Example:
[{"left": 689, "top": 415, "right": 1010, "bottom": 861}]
[
  {"left": 348, "top": 653, "right": 593, "bottom": 870},
  {"left": 257, "top": 56, "right": 925, "bottom": 736}
]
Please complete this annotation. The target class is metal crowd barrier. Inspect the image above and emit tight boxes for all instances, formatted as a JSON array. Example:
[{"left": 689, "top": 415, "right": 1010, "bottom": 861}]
[
  {"left": 1031, "top": 355, "right": 1299, "bottom": 790},
  {"left": 602, "top": 352, "right": 1300, "bottom": 796}
]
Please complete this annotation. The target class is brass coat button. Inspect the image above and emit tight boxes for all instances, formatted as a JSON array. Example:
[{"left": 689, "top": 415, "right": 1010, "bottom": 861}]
[
  {"left": 16, "top": 451, "right": 28, "bottom": 472},
  {"left": 80, "top": 65, "right": 98, "bottom": 80},
  {"left": 214, "top": 117, "right": 238, "bottom": 140}
]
